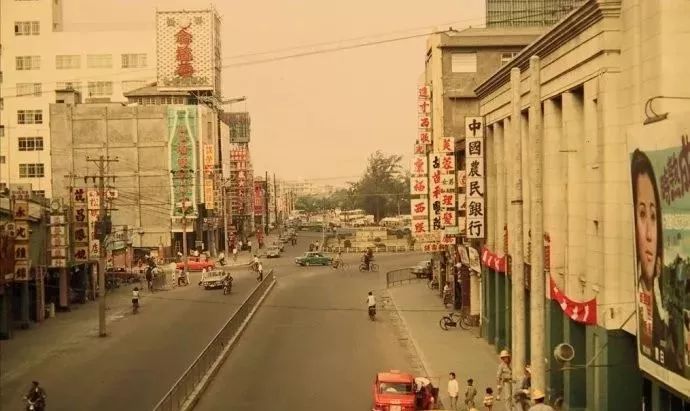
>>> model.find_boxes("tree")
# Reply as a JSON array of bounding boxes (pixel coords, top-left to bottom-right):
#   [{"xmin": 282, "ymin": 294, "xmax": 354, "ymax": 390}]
[{"xmin": 351, "ymin": 151, "xmax": 410, "ymax": 221}]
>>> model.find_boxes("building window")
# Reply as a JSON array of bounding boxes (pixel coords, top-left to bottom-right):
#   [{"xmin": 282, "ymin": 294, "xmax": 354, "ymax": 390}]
[
  {"xmin": 17, "ymin": 110, "xmax": 43, "ymax": 124},
  {"xmin": 14, "ymin": 21, "xmax": 40, "ymax": 35},
  {"xmin": 56, "ymin": 55, "xmax": 81, "ymax": 69},
  {"xmin": 32, "ymin": 190, "xmax": 45, "ymax": 198},
  {"xmin": 18, "ymin": 137, "xmax": 44, "ymax": 151},
  {"xmin": 121, "ymin": 54, "xmax": 147, "ymax": 68},
  {"xmin": 16, "ymin": 82, "xmax": 42, "ymax": 97},
  {"xmin": 451, "ymin": 52, "xmax": 477, "ymax": 73},
  {"xmin": 56, "ymin": 81, "xmax": 82, "ymax": 92},
  {"xmin": 122, "ymin": 80, "xmax": 147, "ymax": 93},
  {"xmin": 87, "ymin": 81, "xmax": 113, "ymax": 96},
  {"xmin": 500, "ymin": 52, "xmax": 519, "ymax": 66},
  {"xmin": 0, "ymin": 156, "xmax": 5, "ymax": 164},
  {"xmin": 19, "ymin": 163, "xmax": 44, "ymax": 178},
  {"xmin": 15, "ymin": 56, "xmax": 40, "ymax": 71},
  {"xmin": 87, "ymin": 54, "xmax": 112, "ymax": 69}
]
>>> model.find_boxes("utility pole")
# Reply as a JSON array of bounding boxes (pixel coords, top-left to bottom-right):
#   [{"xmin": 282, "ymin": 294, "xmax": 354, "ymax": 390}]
[
  {"xmin": 529, "ymin": 55, "xmax": 546, "ymax": 391},
  {"xmin": 86, "ymin": 155, "xmax": 118, "ymax": 338},
  {"xmin": 510, "ymin": 67, "xmax": 526, "ymax": 376},
  {"xmin": 223, "ymin": 180, "xmax": 229, "ymax": 254},
  {"xmin": 273, "ymin": 173, "xmax": 279, "ymax": 230},
  {"xmin": 264, "ymin": 170, "xmax": 270, "ymax": 234}
]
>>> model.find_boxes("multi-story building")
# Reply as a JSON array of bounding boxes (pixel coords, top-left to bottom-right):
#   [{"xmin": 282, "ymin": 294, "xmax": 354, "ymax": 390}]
[
  {"xmin": 0, "ymin": 0, "xmax": 156, "ymax": 198},
  {"xmin": 477, "ymin": 0, "xmax": 690, "ymax": 409},
  {"xmin": 486, "ymin": 0, "xmax": 585, "ymax": 27},
  {"xmin": 420, "ymin": 27, "xmax": 543, "ymax": 316}
]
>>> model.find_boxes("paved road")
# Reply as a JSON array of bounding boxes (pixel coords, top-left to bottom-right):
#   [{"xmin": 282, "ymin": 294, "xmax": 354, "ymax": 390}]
[
  {"xmin": 196, "ymin": 237, "xmax": 424, "ymax": 411},
  {"xmin": 0, "ymin": 248, "xmax": 276, "ymax": 411}
]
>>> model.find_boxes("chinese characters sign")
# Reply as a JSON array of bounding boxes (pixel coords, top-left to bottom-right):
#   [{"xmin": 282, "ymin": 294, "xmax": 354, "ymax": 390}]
[
  {"xmin": 203, "ymin": 144, "xmax": 215, "ymax": 209},
  {"xmin": 168, "ymin": 107, "xmax": 198, "ymax": 218},
  {"xmin": 156, "ymin": 11, "xmax": 220, "ymax": 91},
  {"xmin": 50, "ymin": 215, "xmax": 69, "ymax": 268},
  {"xmin": 418, "ymin": 84, "xmax": 432, "ymax": 146},
  {"xmin": 628, "ymin": 118, "xmax": 690, "ymax": 397},
  {"xmin": 11, "ymin": 198, "xmax": 30, "ymax": 281},
  {"xmin": 430, "ymin": 136, "xmax": 457, "ymax": 234},
  {"xmin": 465, "ymin": 117, "xmax": 485, "ymax": 239},
  {"xmin": 71, "ymin": 187, "xmax": 89, "ymax": 263},
  {"xmin": 223, "ymin": 112, "xmax": 251, "ymax": 144}
]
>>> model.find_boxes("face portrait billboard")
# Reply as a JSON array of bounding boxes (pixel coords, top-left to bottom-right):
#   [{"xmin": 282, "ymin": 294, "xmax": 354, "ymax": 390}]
[{"xmin": 629, "ymin": 118, "xmax": 690, "ymax": 397}]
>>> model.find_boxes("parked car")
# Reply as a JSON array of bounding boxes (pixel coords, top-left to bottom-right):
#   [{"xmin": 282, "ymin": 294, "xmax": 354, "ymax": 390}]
[
  {"xmin": 266, "ymin": 246, "xmax": 281, "ymax": 258},
  {"xmin": 372, "ymin": 370, "xmax": 416, "ymax": 411},
  {"xmin": 411, "ymin": 260, "xmax": 432, "ymax": 279},
  {"xmin": 176, "ymin": 256, "xmax": 215, "ymax": 272},
  {"xmin": 295, "ymin": 252, "xmax": 332, "ymax": 266}
]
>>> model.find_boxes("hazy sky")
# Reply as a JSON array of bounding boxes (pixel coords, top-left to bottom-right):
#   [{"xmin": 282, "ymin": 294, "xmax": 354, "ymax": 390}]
[{"xmin": 64, "ymin": 0, "xmax": 485, "ymax": 185}]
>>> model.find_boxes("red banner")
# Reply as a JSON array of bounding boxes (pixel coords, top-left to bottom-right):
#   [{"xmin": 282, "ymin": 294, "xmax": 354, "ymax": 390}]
[
  {"xmin": 549, "ymin": 275, "xmax": 597, "ymax": 325},
  {"xmin": 481, "ymin": 247, "xmax": 506, "ymax": 273}
]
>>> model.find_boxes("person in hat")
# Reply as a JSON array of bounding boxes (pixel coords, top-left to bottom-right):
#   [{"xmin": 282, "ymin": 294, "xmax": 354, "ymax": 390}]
[
  {"xmin": 496, "ymin": 350, "xmax": 513, "ymax": 411},
  {"xmin": 515, "ymin": 364, "xmax": 532, "ymax": 410},
  {"xmin": 528, "ymin": 389, "xmax": 554, "ymax": 411}
]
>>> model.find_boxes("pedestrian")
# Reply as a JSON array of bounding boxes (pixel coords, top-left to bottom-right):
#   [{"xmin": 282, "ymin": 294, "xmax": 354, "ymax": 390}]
[
  {"xmin": 515, "ymin": 365, "xmax": 531, "ymax": 411},
  {"xmin": 448, "ymin": 371, "xmax": 459, "ymax": 410},
  {"xmin": 465, "ymin": 378, "xmax": 478, "ymax": 409},
  {"xmin": 496, "ymin": 350, "xmax": 513, "ymax": 411},
  {"xmin": 247, "ymin": 240, "xmax": 252, "ymax": 253},
  {"xmin": 256, "ymin": 261, "xmax": 264, "ymax": 282},
  {"xmin": 483, "ymin": 387, "xmax": 494, "ymax": 411},
  {"xmin": 232, "ymin": 246, "xmax": 238, "ymax": 262},
  {"xmin": 528, "ymin": 389, "xmax": 554, "ymax": 411},
  {"xmin": 239, "ymin": 240, "xmax": 244, "ymax": 252},
  {"xmin": 443, "ymin": 281, "xmax": 452, "ymax": 307}
]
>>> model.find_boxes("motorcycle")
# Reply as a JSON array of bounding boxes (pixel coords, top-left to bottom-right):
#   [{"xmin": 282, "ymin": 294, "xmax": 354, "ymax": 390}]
[
  {"xmin": 223, "ymin": 276, "xmax": 233, "ymax": 295},
  {"xmin": 24, "ymin": 397, "xmax": 43, "ymax": 411},
  {"xmin": 359, "ymin": 262, "xmax": 379, "ymax": 272},
  {"xmin": 368, "ymin": 305, "xmax": 376, "ymax": 321}
]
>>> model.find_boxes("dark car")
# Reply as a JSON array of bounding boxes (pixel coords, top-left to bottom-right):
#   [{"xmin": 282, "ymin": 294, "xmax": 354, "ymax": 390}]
[{"xmin": 411, "ymin": 260, "xmax": 432, "ymax": 278}]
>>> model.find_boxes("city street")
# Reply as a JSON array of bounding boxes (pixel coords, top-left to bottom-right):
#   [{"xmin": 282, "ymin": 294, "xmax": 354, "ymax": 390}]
[
  {"xmin": 0, "ymin": 252, "xmax": 264, "ymax": 411},
  {"xmin": 196, "ymin": 233, "xmax": 426, "ymax": 411}
]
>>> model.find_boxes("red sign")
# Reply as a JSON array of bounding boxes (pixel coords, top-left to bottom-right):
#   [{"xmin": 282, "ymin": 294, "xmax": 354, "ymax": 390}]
[
  {"xmin": 175, "ymin": 24, "xmax": 195, "ymax": 78},
  {"xmin": 480, "ymin": 247, "xmax": 507, "ymax": 273},
  {"xmin": 549, "ymin": 275, "xmax": 597, "ymax": 325}
]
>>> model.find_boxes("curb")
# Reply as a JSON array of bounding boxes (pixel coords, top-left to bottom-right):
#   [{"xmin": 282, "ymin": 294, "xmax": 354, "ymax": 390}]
[
  {"xmin": 180, "ymin": 278, "xmax": 277, "ymax": 411},
  {"xmin": 386, "ymin": 290, "xmax": 445, "ymax": 410}
]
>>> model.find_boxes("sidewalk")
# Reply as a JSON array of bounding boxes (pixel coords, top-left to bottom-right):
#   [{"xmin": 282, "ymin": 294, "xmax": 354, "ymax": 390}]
[{"xmin": 388, "ymin": 282, "xmax": 499, "ymax": 410}]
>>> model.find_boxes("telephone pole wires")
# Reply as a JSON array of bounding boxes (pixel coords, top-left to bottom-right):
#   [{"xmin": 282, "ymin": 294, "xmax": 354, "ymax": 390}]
[{"xmin": 85, "ymin": 155, "xmax": 119, "ymax": 338}]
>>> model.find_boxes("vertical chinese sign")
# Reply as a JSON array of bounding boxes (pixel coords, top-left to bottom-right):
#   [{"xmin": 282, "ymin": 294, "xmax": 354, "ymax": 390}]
[
  {"xmin": 203, "ymin": 143, "xmax": 215, "ymax": 209},
  {"xmin": 418, "ymin": 85, "xmax": 432, "ymax": 147},
  {"xmin": 253, "ymin": 181, "xmax": 264, "ymax": 216},
  {"xmin": 465, "ymin": 117, "xmax": 485, "ymax": 239},
  {"xmin": 49, "ymin": 210, "xmax": 68, "ymax": 268},
  {"xmin": 168, "ymin": 107, "xmax": 198, "ymax": 218},
  {"xmin": 410, "ymin": 153, "xmax": 429, "ymax": 237},
  {"xmin": 71, "ymin": 187, "xmax": 89, "ymax": 263},
  {"xmin": 10, "ymin": 185, "xmax": 31, "ymax": 281},
  {"xmin": 87, "ymin": 189, "xmax": 101, "ymax": 259},
  {"xmin": 438, "ymin": 137, "xmax": 457, "ymax": 245}
]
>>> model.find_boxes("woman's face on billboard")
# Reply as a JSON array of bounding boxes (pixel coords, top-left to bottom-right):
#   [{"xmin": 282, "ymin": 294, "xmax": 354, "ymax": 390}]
[{"xmin": 635, "ymin": 173, "xmax": 658, "ymax": 281}]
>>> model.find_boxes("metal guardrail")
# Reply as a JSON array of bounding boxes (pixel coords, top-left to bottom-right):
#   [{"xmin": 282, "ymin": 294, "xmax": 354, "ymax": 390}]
[
  {"xmin": 153, "ymin": 269, "xmax": 276, "ymax": 411},
  {"xmin": 386, "ymin": 267, "xmax": 426, "ymax": 288}
]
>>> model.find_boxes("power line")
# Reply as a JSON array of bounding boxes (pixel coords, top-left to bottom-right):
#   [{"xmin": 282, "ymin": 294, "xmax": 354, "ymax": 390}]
[{"xmin": 0, "ymin": 10, "xmax": 555, "ymax": 100}]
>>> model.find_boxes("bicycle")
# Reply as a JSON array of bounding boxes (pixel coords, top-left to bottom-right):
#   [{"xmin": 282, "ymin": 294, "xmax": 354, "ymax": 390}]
[
  {"xmin": 331, "ymin": 261, "xmax": 350, "ymax": 270},
  {"xmin": 358, "ymin": 262, "xmax": 379, "ymax": 272},
  {"xmin": 439, "ymin": 311, "xmax": 472, "ymax": 330}
]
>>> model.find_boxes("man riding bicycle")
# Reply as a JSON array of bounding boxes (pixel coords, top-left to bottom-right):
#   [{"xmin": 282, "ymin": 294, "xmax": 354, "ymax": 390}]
[
  {"xmin": 333, "ymin": 251, "xmax": 343, "ymax": 268},
  {"xmin": 363, "ymin": 248, "xmax": 374, "ymax": 271}
]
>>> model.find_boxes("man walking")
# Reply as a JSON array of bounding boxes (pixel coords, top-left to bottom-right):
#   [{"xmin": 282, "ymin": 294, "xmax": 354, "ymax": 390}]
[
  {"xmin": 528, "ymin": 389, "xmax": 554, "ymax": 411},
  {"xmin": 496, "ymin": 350, "xmax": 513, "ymax": 411},
  {"xmin": 448, "ymin": 371, "xmax": 459, "ymax": 410}
]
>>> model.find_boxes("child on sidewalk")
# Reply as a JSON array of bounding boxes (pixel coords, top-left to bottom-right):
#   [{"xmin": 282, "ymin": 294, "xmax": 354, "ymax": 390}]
[
  {"xmin": 465, "ymin": 378, "xmax": 477, "ymax": 409},
  {"xmin": 483, "ymin": 387, "xmax": 494, "ymax": 411}
]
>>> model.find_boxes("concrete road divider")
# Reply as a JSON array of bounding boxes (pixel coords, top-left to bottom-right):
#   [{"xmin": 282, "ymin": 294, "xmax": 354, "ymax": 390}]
[{"xmin": 152, "ymin": 269, "xmax": 276, "ymax": 411}]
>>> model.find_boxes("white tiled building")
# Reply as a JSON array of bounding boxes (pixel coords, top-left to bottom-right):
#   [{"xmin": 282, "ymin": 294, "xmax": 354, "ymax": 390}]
[{"xmin": 0, "ymin": 0, "xmax": 155, "ymax": 197}]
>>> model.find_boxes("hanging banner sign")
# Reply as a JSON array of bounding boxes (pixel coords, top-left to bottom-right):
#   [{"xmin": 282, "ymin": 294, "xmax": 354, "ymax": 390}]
[
  {"xmin": 465, "ymin": 117, "xmax": 485, "ymax": 239},
  {"xmin": 549, "ymin": 275, "xmax": 597, "ymax": 325},
  {"xmin": 480, "ymin": 247, "xmax": 507, "ymax": 273}
]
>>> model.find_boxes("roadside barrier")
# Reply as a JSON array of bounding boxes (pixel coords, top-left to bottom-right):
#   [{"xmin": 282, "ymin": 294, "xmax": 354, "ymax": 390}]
[
  {"xmin": 386, "ymin": 267, "xmax": 426, "ymax": 288},
  {"xmin": 153, "ymin": 269, "xmax": 276, "ymax": 411}
]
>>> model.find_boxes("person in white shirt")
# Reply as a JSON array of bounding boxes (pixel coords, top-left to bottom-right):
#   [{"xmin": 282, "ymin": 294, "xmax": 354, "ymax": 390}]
[
  {"xmin": 132, "ymin": 287, "xmax": 140, "ymax": 313},
  {"xmin": 256, "ymin": 261, "xmax": 264, "ymax": 281},
  {"xmin": 232, "ymin": 246, "xmax": 238, "ymax": 261},
  {"xmin": 367, "ymin": 291, "xmax": 376, "ymax": 307},
  {"xmin": 448, "ymin": 372, "xmax": 459, "ymax": 409}
]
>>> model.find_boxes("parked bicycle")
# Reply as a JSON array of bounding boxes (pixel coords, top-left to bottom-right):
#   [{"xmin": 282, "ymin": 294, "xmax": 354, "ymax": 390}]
[{"xmin": 439, "ymin": 311, "xmax": 472, "ymax": 331}]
